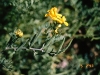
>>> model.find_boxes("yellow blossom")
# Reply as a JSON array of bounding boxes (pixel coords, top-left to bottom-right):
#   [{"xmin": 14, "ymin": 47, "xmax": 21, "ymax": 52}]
[
  {"xmin": 15, "ymin": 29, "xmax": 23, "ymax": 37},
  {"xmin": 45, "ymin": 7, "xmax": 68, "ymax": 26},
  {"xmin": 45, "ymin": 7, "xmax": 62, "ymax": 20},
  {"xmin": 56, "ymin": 16, "xmax": 68, "ymax": 26},
  {"xmin": 55, "ymin": 28, "xmax": 59, "ymax": 33},
  {"xmin": 55, "ymin": 24, "xmax": 61, "ymax": 33}
]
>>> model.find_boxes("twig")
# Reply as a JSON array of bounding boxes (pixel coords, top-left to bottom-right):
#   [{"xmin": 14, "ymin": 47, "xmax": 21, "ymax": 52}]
[{"xmin": 5, "ymin": 46, "xmax": 44, "ymax": 52}]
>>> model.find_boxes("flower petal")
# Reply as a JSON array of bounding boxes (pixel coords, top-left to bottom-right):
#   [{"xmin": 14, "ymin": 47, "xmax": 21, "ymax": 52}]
[{"xmin": 64, "ymin": 22, "xmax": 68, "ymax": 26}]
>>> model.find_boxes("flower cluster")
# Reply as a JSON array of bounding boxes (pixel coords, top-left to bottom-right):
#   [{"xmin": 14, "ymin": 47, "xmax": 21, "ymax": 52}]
[
  {"xmin": 45, "ymin": 7, "xmax": 68, "ymax": 33},
  {"xmin": 15, "ymin": 29, "xmax": 23, "ymax": 37}
]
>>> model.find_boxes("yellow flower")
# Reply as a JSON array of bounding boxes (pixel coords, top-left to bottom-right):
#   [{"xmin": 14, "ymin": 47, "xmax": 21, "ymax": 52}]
[
  {"xmin": 45, "ymin": 7, "xmax": 62, "ymax": 20},
  {"xmin": 15, "ymin": 29, "xmax": 23, "ymax": 37},
  {"xmin": 56, "ymin": 16, "xmax": 68, "ymax": 26},
  {"xmin": 55, "ymin": 24, "xmax": 61, "ymax": 33},
  {"xmin": 45, "ymin": 7, "xmax": 68, "ymax": 26}
]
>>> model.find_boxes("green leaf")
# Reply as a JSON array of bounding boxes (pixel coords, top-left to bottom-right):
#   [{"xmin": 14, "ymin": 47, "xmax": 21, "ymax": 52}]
[
  {"xmin": 28, "ymin": 34, "xmax": 36, "ymax": 47},
  {"xmin": 43, "ymin": 36, "xmax": 55, "ymax": 50},
  {"xmin": 30, "ymin": 30, "xmax": 42, "ymax": 47},
  {"xmin": 56, "ymin": 37, "xmax": 65, "ymax": 54},
  {"xmin": 16, "ymin": 39, "xmax": 29, "ymax": 51},
  {"xmin": 61, "ymin": 38, "xmax": 73, "ymax": 53}
]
